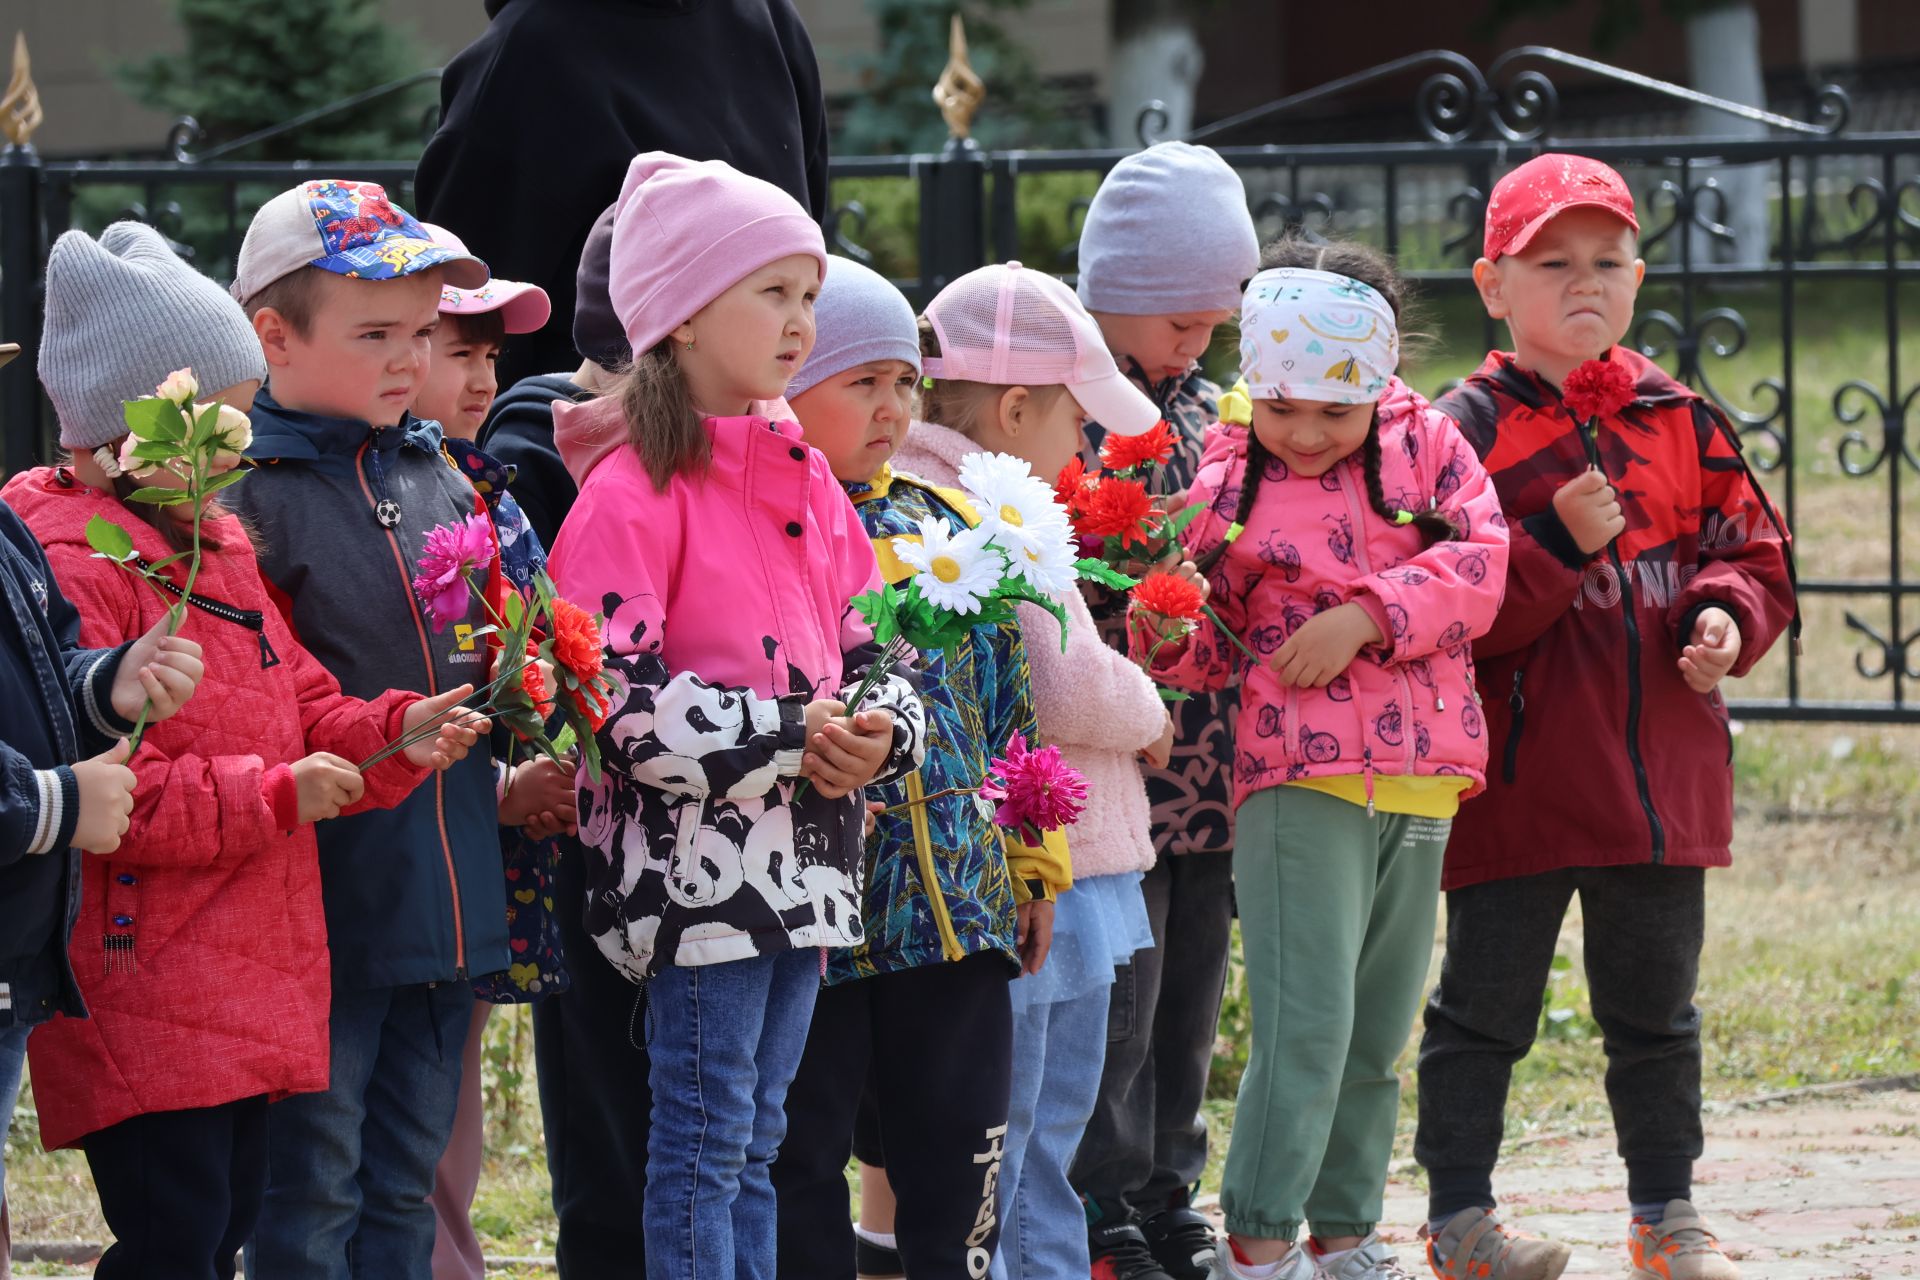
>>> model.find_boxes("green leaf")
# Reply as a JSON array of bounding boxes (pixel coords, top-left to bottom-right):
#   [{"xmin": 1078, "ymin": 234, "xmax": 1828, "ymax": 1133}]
[
  {"xmin": 188, "ymin": 403, "xmax": 224, "ymax": 450},
  {"xmin": 1157, "ymin": 687, "xmax": 1191, "ymax": 702},
  {"xmin": 503, "ymin": 592, "xmax": 525, "ymax": 630},
  {"xmin": 1161, "ymin": 504, "xmax": 1203, "ymax": 540},
  {"xmin": 127, "ymin": 440, "xmax": 183, "ymax": 463},
  {"xmin": 200, "ymin": 468, "xmax": 250, "ymax": 496},
  {"xmin": 145, "ymin": 550, "xmax": 192, "ymax": 573},
  {"xmin": 1074, "ymin": 558, "xmax": 1138, "ymax": 590},
  {"xmin": 122, "ymin": 397, "xmax": 183, "ymax": 442},
  {"xmin": 84, "ymin": 514, "xmax": 136, "ymax": 562},
  {"xmin": 580, "ymin": 735, "xmax": 604, "ymax": 785},
  {"xmin": 124, "ymin": 486, "xmax": 193, "ymax": 506}
]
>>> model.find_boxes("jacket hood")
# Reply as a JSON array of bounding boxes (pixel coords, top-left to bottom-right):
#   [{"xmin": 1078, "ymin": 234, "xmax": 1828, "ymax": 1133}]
[
  {"xmin": 1, "ymin": 467, "xmax": 249, "ymax": 558},
  {"xmin": 1474, "ymin": 345, "xmax": 1701, "ymax": 413},
  {"xmin": 553, "ymin": 391, "xmax": 796, "ymax": 487}
]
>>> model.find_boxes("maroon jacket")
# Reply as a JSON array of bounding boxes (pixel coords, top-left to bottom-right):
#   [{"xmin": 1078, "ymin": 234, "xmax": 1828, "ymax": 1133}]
[{"xmin": 1437, "ymin": 349, "xmax": 1795, "ymax": 890}]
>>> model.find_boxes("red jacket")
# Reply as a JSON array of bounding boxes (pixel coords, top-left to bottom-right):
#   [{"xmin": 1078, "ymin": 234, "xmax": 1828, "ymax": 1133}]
[
  {"xmin": 1436, "ymin": 350, "xmax": 1795, "ymax": 890},
  {"xmin": 3, "ymin": 469, "xmax": 431, "ymax": 1149}
]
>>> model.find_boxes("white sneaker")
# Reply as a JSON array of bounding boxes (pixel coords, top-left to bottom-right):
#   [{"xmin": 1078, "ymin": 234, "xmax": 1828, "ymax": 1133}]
[
  {"xmin": 1312, "ymin": 1234, "xmax": 1419, "ymax": 1280},
  {"xmin": 1209, "ymin": 1240, "xmax": 1318, "ymax": 1280}
]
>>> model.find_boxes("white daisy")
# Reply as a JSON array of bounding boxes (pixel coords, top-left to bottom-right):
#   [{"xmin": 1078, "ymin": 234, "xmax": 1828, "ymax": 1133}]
[
  {"xmin": 1007, "ymin": 518, "xmax": 1080, "ymax": 598},
  {"xmin": 959, "ymin": 451, "xmax": 1069, "ymax": 557},
  {"xmin": 893, "ymin": 516, "xmax": 1006, "ymax": 615}
]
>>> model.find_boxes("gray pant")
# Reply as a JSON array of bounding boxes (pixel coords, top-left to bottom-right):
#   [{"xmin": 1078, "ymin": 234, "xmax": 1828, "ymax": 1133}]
[
  {"xmin": 1415, "ymin": 864, "xmax": 1706, "ymax": 1219},
  {"xmin": 1070, "ymin": 850, "xmax": 1234, "ymax": 1214}
]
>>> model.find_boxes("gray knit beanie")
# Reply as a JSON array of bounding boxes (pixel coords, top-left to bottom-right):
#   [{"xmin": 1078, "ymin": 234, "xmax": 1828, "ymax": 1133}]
[
  {"xmin": 785, "ymin": 257, "xmax": 920, "ymax": 399},
  {"xmin": 40, "ymin": 222, "xmax": 268, "ymax": 449},
  {"xmin": 1076, "ymin": 142, "xmax": 1260, "ymax": 316}
]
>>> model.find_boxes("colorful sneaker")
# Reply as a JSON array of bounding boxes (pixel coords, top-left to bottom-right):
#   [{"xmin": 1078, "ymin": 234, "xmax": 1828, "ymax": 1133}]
[
  {"xmin": 1091, "ymin": 1212, "xmax": 1177, "ymax": 1280},
  {"xmin": 855, "ymin": 1233, "xmax": 906, "ymax": 1280},
  {"xmin": 1142, "ymin": 1204, "xmax": 1220, "ymax": 1280},
  {"xmin": 1208, "ymin": 1238, "xmax": 1316, "ymax": 1280},
  {"xmin": 1627, "ymin": 1201, "xmax": 1739, "ymax": 1280},
  {"xmin": 1314, "ymin": 1234, "xmax": 1420, "ymax": 1280},
  {"xmin": 1422, "ymin": 1207, "xmax": 1571, "ymax": 1280}
]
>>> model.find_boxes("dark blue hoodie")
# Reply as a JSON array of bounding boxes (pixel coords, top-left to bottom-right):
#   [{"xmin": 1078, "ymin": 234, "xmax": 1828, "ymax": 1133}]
[{"xmin": 227, "ymin": 391, "xmax": 509, "ymax": 990}]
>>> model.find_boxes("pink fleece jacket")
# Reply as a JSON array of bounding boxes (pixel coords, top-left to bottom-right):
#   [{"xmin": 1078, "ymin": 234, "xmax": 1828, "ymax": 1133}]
[{"xmin": 894, "ymin": 421, "xmax": 1167, "ymax": 879}]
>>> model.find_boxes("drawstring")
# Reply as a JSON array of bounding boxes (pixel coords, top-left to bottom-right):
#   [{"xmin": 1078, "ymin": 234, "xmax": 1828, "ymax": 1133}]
[
  {"xmin": 1362, "ymin": 747, "xmax": 1377, "ymax": 817},
  {"xmin": 131, "ymin": 556, "xmax": 279, "ymax": 670},
  {"xmin": 366, "ymin": 431, "xmax": 402, "ymax": 529},
  {"xmin": 629, "ymin": 979, "xmax": 653, "ymax": 1051}
]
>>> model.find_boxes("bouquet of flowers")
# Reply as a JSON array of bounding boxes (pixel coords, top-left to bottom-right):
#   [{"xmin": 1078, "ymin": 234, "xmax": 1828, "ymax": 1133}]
[
  {"xmin": 880, "ymin": 731, "xmax": 1088, "ymax": 847},
  {"xmin": 358, "ymin": 516, "xmax": 621, "ymax": 782},
  {"xmin": 1053, "ymin": 420, "xmax": 1200, "ymax": 569},
  {"xmin": 84, "ymin": 368, "xmax": 253, "ymax": 748}
]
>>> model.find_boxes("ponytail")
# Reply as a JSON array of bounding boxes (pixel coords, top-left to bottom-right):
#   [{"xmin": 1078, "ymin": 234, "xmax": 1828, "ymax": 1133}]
[{"xmin": 618, "ymin": 338, "xmax": 708, "ymax": 492}]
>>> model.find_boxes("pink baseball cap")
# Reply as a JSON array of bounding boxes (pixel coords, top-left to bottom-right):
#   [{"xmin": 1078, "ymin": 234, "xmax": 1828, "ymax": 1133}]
[
  {"xmin": 923, "ymin": 262, "xmax": 1160, "ymax": 436},
  {"xmin": 421, "ymin": 224, "xmax": 552, "ymax": 334},
  {"xmin": 1483, "ymin": 153, "xmax": 1639, "ymax": 261}
]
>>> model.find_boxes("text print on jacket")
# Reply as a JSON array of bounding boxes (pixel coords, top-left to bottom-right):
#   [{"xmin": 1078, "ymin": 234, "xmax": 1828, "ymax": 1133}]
[{"xmin": 550, "ymin": 403, "xmax": 926, "ymax": 980}]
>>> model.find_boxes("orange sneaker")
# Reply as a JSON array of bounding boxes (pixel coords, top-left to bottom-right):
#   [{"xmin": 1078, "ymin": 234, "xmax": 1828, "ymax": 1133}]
[
  {"xmin": 1421, "ymin": 1207, "xmax": 1570, "ymax": 1280},
  {"xmin": 1627, "ymin": 1201, "xmax": 1738, "ymax": 1280}
]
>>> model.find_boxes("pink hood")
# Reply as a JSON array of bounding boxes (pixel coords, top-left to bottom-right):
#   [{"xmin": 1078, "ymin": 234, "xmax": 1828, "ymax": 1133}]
[
  {"xmin": 895, "ymin": 421, "xmax": 1165, "ymax": 879},
  {"xmin": 553, "ymin": 393, "xmax": 794, "ymax": 489},
  {"xmin": 1143, "ymin": 378, "xmax": 1509, "ymax": 807}
]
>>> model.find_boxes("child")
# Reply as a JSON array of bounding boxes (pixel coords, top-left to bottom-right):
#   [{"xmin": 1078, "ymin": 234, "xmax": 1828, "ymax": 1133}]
[
  {"xmin": 1415, "ymin": 154, "xmax": 1795, "ymax": 1280},
  {"xmin": 770, "ymin": 257, "xmax": 1071, "ymax": 1280},
  {"xmin": 223, "ymin": 179, "xmax": 566, "ymax": 1276},
  {"xmin": 1070, "ymin": 141, "xmax": 1259, "ymax": 1280},
  {"xmin": 7, "ymin": 222, "xmax": 485, "ymax": 1280},
  {"xmin": 546, "ymin": 152, "xmax": 926, "ymax": 1280},
  {"xmin": 893, "ymin": 262, "xmax": 1170, "ymax": 1280},
  {"xmin": 412, "ymin": 224, "xmax": 570, "ymax": 1280},
  {"xmin": 1133, "ymin": 237, "xmax": 1508, "ymax": 1280},
  {"xmin": 478, "ymin": 202, "xmax": 654, "ymax": 1276}
]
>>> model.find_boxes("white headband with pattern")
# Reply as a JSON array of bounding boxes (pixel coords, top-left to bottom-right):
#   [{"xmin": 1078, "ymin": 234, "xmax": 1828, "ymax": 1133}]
[{"xmin": 1238, "ymin": 266, "xmax": 1400, "ymax": 405}]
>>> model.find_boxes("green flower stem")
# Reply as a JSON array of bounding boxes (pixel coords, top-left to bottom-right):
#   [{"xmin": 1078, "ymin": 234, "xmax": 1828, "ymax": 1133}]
[
  {"xmin": 355, "ymin": 653, "xmax": 538, "ymax": 771},
  {"xmin": 1202, "ymin": 604, "xmax": 1261, "ymax": 665},
  {"xmin": 878, "ymin": 784, "xmax": 976, "ymax": 816},
  {"xmin": 125, "ymin": 454, "xmax": 210, "ymax": 751}
]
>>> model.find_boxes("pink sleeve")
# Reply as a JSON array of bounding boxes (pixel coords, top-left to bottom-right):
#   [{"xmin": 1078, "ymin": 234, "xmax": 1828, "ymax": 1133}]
[{"xmin": 1017, "ymin": 592, "xmax": 1165, "ymax": 754}]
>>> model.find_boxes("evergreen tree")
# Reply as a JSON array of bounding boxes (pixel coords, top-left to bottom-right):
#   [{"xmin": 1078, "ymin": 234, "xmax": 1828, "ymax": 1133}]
[{"xmin": 118, "ymin": 0, "xmax": 434, "ymax": 160}]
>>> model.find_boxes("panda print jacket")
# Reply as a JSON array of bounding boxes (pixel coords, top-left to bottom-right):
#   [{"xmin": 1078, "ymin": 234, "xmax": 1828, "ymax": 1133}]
[
  {"xmin": 549, "ymin": 404, "xmax": 926, "ymax": 980},
  {"xmin": 1142, "ymin": 377, "xmax": 1507, "ymax": 812}
]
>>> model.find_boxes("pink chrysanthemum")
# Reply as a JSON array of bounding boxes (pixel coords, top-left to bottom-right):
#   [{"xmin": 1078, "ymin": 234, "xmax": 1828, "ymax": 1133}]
[
  {"xmin": 412, "ymin": 514, "xmax": 496, "ymax": 632},
  {"xmin": 980, "ymin": 732, "xmax": 1088, "ymax": 843}
]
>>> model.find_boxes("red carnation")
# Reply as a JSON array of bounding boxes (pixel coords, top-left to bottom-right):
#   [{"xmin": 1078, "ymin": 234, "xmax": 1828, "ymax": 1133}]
[
  {"xmin": 549, "ymin": 596, "xmax": 605, "ymax": 683},
  {"xmin": 521, "ymin": 646, "xmax": 557, "ymax": 719},
  {"xmin": 1131, "ymin": 570, "xmax": 1206, "ymax": 624},
  {"xmin": 1075, "ymin": 476, "xmax": 1155, "ymax": 543},
  {"xmin": 1053, "ymin": 457, "xmax": 1089, "ymax": 515},
  {"xmin": 1562, "ymin": 358, "xmax": 1635, "ymax": 422},
  {"xmin": 1099, "ymin": 420, "xmax": 1177, "ymax": 474},
  {"xmin": 569, "ymin": 682, "xmax": 611, "ymax": 732}
]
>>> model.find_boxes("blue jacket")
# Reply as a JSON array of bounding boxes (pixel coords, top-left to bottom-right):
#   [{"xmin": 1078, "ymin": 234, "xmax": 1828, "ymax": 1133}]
[
  {"xmin": 227, "ymin": 392, "xmax": 510, "ymax": 990},
  {"xmin": 0, "ymin": 498, "xmax": 133, "ymax": 1027}
]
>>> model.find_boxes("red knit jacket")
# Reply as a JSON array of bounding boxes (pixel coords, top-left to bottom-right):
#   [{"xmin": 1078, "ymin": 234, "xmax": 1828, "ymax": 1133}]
[
  {"xmin": 4, "ymin": 469, "xmax": 432, "ymax": 1149},
  {"xmin": 1435, "ymin": 349, "xmax": 1795, "ymax": 890}
]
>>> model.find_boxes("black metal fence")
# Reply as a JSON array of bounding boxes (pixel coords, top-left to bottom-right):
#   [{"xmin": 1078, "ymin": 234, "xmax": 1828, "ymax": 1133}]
[{"xmin": 2, "ymin": 48, "xmax": 1917, "ymax": 722}]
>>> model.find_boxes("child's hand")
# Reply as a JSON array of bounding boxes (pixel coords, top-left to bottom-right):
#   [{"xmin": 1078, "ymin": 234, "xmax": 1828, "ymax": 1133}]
[
  {"xmin": 1141, "ymin": 710, "xmax": 1176, "ymax": 769},
  {"xmin": 292, "ymin": 752, "xmax": 366, "ymax": 824},
  {"xmin": 71, "ymin": 739, "xmax": 136, "ymax": 853},
  {"xmin": 802, "ymin": 698, "xmax": 848, "ymax": 747},
  {"xmin": 1552, "ymin": 469, "xmax": 1626, "ymax": 555},
  {"xmin": 803, "ymin": 708, "xmax": 895, "ymax": 799},
  {"xmin": 1269, "ymin": 602, "xmax": 1383, "ymax": 688},
  {"xmin": 1133, "ymin": 560, "xmax": 1211, "ymax": 642},
  {"xmin": 1679, "ymin": 607, "xmax": 1742, "ymax": 693},
  {"xmin": 110, "ymin": 617, "xmax": 205, "ymax": 723},
  {"xmin": 501, "ymin": 756, "xmax": 579, "ymax": 836},
  {"xmin": 864, "ymin": 798, "xmax": 884, "ymax": 839},
  {"xmin": 399, "ymin": 684, "xmax": 492, "ymax": 771},
  {"xmin": 1015, "ymin": 899, "xmax": 1055, "ymax": 976}
]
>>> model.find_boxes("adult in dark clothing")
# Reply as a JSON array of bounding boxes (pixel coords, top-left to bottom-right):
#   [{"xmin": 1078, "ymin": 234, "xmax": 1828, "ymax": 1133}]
[
  {"xmin": 477, "ymin": 206, "xmax": 646, "ymax": 1279},
  {"xmin": 415, "ymin": 0, "xmax": 832, "ymax": 388}
]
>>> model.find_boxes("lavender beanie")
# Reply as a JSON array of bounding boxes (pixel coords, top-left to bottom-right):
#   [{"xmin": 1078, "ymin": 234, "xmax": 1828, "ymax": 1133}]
[
  {"xmin": 1076, "ymin": 142, "xmax": 1259, "ymax": 316},
  {"xmin": 785, "ymin": 258, "xmax": 920, "ymax": 399}
]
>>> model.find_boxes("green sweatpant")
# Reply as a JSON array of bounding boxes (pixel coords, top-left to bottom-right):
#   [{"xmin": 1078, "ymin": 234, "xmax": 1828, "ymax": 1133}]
[{"xmin": 1221, "ymin": 785, "xmax": 1449, "ymax": 1242}]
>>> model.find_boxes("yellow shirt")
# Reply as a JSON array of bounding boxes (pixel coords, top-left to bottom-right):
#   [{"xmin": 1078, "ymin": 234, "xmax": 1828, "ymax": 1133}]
[{"xmin": 1286, "ymin": 774, "xmax": 1472, "ymax": 819}]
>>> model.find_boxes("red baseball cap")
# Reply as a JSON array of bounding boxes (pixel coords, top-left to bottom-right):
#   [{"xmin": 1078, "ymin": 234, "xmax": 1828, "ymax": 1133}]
[{"xmin": 1483, "ymin": 153, "xmax": 1638, "ymax": 261}]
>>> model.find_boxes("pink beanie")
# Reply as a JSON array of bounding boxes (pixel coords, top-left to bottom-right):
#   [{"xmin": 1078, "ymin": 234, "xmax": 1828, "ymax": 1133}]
[{"xmin": 609, "ymin": 152, "xmax": 829, "ymax": 357}]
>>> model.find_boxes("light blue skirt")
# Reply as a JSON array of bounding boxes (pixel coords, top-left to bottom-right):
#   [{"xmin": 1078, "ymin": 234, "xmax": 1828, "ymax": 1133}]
[{"xmin": 1008, "ymin": 870, "xmax": 1153, "ymax": 1012}]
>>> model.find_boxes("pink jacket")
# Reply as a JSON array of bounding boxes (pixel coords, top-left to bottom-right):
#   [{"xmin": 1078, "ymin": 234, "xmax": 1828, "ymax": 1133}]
[
  {"xmin": 549, "ymin": 400, "xmax": 926, "ymax": 978},
  {"xmin": 1144, "ymin": 378, "xmax": 1509, "ymax": 810},
  {"xmin": 894, "ymin": 422, "xmax": 1165, "ymax": 879}
]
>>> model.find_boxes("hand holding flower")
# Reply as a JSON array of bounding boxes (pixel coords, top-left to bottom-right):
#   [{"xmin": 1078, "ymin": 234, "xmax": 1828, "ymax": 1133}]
[
  {"xmin": 400, "ymin": 683, "xmax": 493, "ymax": 771},
  {"xmin": 803, "ymin": 707, "xmax": 894, "ymax": 798},
  {"xmin": 500, "ymin": 756, "xmax": 579, "ymax": 836},
  {"xmin": 292, "ymin": 752, "xmax": 366, "ymax": 824},
  {"xmin": 109, "ymin": 616, "xmax": 205, "ymax": 725},
  {"xmin": 1552, "ymin": 469, "xmax": 1625, "ymax": 555}
]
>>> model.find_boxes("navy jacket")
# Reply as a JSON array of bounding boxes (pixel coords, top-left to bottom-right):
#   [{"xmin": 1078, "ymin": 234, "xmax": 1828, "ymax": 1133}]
[
  {"xmin": 227, "ymin": 392, "xmax": 510, "ymax": 989},
  {"xmin": 0, "ymin": 498, "xmax": 132, "ymax": 1028},
  {"xmin": 478, "ymin": 373, "xmax": 589, "ymax": 550}
]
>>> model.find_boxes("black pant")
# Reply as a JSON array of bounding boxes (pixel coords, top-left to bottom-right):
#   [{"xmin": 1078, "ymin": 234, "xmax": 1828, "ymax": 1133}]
[
  {"xmin": 1415, "ymin": 864, "xmax": 1707, "ymax": 1218},
  {"xmin": 1071, "ymin": 850, "xmax": 1234, "ymax": 1216},
  {"xmin": 775, "ymin": 953, "xmax": 1014, "ymax": 1280},
  {"xmin": 81, "ymin": 1095, "xmax": 268, "ymax": 1280},
  {"xmin": 532, "ymin": 837, "xmax": 653, "ymax": 1278}
]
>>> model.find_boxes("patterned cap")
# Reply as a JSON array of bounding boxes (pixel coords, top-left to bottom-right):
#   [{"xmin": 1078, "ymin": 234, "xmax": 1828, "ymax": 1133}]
[
  {"xmin": 231, "ymin": 180, "xmax": 488, "ymax": 302},
  {"xmin": 1483, "ymin": 153, "xmax": 1639, "ymax": 261}
]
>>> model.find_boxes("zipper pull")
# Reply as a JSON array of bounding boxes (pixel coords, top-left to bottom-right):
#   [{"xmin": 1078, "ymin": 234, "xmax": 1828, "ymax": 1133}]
[
  {"xmin": 1362, "ymin": 747, "xmax": 1377, "ymax": 817},
  {"xmin": 1509, "ymin": 668, "xmax": 1526, "ymax": 713},
  {"xmin": 259, "ymin": 629, "xmax": 281, "ymax": 670}
]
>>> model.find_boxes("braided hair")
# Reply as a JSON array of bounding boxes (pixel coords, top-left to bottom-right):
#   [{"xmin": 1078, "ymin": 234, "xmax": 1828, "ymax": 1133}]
[{"xmin": 1196, "ymin": 234, "xmax": 1456, "ymax": 575}]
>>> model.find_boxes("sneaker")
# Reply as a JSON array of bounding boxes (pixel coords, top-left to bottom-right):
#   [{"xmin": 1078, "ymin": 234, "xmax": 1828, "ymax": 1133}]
[
  {"xmin": 1314, "ymin": 1234, "xmax": 1420, "ymax": 1280},
  {"xmin": 1092, "ymin": 1213, "xmax": 1178, "ymax": 1280},
  {"xmin": 855, "ymin": 1233, "xmax": 906, "ymax": 1280},
  {"xmin": 1142, "ymin": 1205, "xmax": 1220, "ymax": 1280},
  {"xmin": 1208, "ymin": 1238, "xmax": 1316, "ymax": 1280},
  {"xmin": 1627, "ymin": 1200, "xmax": 1739, "ymax": 1280},
  {"xmin": 1422, "ymin": 1207, "xmax": 1571, "ymax": 1280}
]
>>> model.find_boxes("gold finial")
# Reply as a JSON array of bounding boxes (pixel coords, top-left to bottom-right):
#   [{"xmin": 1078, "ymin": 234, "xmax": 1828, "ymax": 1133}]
[
  {"xmin": 2, "ymin": 33, "xmax": 42, "ymax": 148},
  {"xmin": 932, "ymin": 14, "xmax": 984, "ymax": 141}
]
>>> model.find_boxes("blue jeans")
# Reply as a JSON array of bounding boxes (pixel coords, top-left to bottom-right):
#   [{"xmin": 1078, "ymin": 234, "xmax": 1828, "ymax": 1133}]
[
  {"xmin": 1, "ymin": 1022, "xmax": 29, "ymax": 1233},
  {"xmin": 250, "ymin": 982, "xmax": 474, "ymax": 1280},
  {"xmin": 992, "ymin": 981, "xmax": 1113, "ymax": 1280},
  {"xmin": 645, "ymin": 948, "xmax": 820, "ymax": 1280}
]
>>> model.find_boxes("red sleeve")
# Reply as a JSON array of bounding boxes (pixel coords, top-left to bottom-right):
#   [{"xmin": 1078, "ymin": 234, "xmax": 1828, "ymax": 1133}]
[
  {"xmin": 1473, "ymin": 513, "xmax": 1585, "ymax": 659},
  {"xmin": 270, "ymin": 606, "xmax": 432, "ymax": 813}
]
